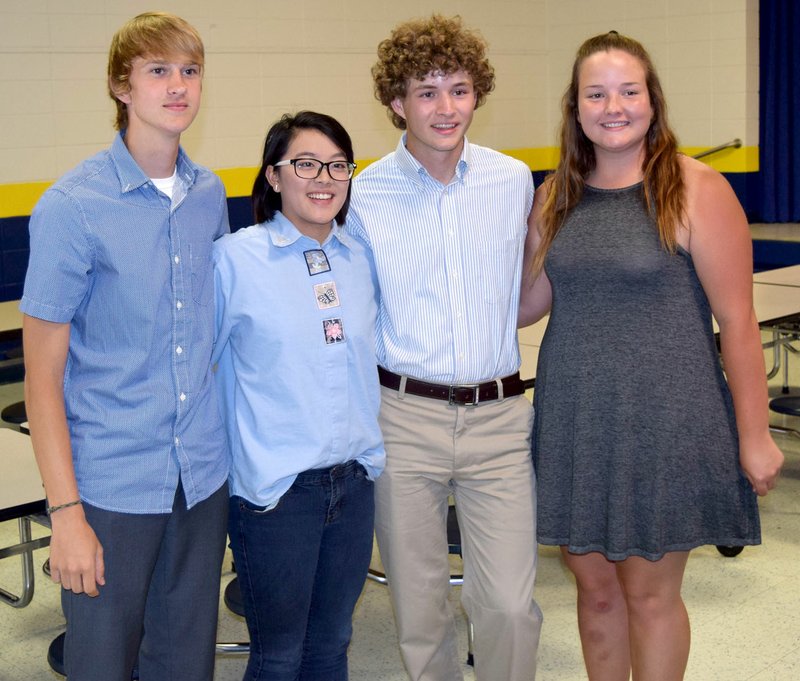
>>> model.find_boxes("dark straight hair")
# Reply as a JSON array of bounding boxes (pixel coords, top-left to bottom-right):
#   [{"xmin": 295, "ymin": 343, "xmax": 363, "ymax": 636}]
[{"xmin": 252, "ymin": 111, "xmax": 355, "ymax": 225}]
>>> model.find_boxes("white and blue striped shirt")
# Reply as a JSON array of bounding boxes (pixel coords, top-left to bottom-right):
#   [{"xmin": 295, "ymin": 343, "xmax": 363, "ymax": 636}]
[{"xmin": 348, "ymin": 136, "xmax": 534, "ymax": 384}]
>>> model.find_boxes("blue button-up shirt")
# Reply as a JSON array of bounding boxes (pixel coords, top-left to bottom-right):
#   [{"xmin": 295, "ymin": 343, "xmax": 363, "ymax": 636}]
[
  {"xmin": 212, "ymin": 213, "xmax": 385, "ymax": 509},
  {"xmin": 348, "ymin": 136, "xmax": 534, "ymax": 384},
  {"xmin": 21, "ymin": 132, "xmax": 230, "ymax": 513}
]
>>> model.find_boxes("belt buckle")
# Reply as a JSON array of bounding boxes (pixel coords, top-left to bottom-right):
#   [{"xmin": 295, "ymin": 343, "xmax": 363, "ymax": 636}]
[{"xmin": 448, "ymin": 384, "xmax": 479, "ymax": 406}]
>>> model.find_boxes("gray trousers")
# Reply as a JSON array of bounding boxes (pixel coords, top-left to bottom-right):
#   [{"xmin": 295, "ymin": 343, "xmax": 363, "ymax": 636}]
[
  {"xmin": 375, "ymin": 388, "xmax": 542, "ymax": 681},
  {"xmin": 61, "ymin": 480, "xmax": 229, "ymax": 681}
]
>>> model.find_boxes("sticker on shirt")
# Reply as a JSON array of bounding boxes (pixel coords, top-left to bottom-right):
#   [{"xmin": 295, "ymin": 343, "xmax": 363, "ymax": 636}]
[
  {"xmin": 304, "ymin": 249, "xmax": 331, "ymax": 276},
  {"xmin": 323, "ymin": 318, "xmax": 345, "ymax": 344},
  {"xmin": 314, "ymin": 281, "xmax": 340, "ymax": 309}
]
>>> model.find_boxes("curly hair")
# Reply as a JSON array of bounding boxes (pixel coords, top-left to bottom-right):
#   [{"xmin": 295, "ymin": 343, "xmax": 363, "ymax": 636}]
[
  {"xmin": 533, "ymin": 31, "xmax": 685, "ymax": 273},
  {"xmin": 108, "ymin": 12, "xmax": 204, "ymax": 132},
  {"xmin": 372, "ymin": 14, "xmax": 495, "ymax": 130}
]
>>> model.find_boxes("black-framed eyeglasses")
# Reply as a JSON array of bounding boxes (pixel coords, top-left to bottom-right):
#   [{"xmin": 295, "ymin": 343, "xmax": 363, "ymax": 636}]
[{"xmin": 273, "ymin": 158, "xmax": 356, "ymax": 181}]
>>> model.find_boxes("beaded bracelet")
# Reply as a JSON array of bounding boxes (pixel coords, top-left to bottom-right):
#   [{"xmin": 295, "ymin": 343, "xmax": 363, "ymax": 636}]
[{"xmin": 47, "ymin": 499, "xmax": 82, "ymax": 515}]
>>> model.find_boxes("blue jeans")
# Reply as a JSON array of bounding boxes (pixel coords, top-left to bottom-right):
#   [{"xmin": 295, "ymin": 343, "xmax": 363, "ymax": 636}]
[{"xmin": 228, "ymin": 460, "xmax": 375, "ymax": 681}]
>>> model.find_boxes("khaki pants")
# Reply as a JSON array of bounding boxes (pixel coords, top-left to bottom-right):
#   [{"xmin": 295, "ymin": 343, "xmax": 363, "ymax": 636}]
[{"xmin": 375, "ymin": 387, "xmax": 542, "ymax": 681}]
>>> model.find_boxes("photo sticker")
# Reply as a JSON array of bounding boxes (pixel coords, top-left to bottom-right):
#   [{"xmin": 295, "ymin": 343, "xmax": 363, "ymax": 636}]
[
  {"xmin": 323, "ymin": 318, "xmax": 345, "ymax": 344},
  {"xmin": 314, "ymin": 281, "xmax": 339, "ymax": 309},
  {"xmin": 304, "ymin": 249, "xmax": 331, "ymax": 275}
]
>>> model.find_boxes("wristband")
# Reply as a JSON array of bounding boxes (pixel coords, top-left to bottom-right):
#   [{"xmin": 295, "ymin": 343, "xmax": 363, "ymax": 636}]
[{"xmin": 47, "ymin": 499, "xmax": 82, "ymax": 515}]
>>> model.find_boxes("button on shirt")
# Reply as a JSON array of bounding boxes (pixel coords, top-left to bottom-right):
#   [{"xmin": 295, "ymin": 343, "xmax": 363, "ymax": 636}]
[
  {"xmin": 20, "ymin": 132, "xmax": 230, "ymax": 513},
  {"xmin": 213, "ymin": 213, "xmax": 385, "ymax": 509},
  {"xmin": 348, "ymin": 136, "xmax": 534, "ymax": 384}
]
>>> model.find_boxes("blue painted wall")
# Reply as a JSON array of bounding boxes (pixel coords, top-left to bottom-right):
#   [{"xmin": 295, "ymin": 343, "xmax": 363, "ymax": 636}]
[{"xmin": 1, "ymin": 171, "xmax": 796, "ymax": 303}]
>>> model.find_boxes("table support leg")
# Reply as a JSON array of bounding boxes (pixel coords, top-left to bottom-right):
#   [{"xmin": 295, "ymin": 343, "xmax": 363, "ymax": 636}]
[{"xmin": 0, "ymin": 517, "xmax": 36, "ymax": 608}]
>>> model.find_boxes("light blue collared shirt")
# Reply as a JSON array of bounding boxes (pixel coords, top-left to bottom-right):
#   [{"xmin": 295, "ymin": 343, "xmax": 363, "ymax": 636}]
[
  {"xmin": 212, "ymin": 212, "xmax": 385, "ymax": 509},
  {"xmin": 348, "ymin": 135, "xmax": 534, "ymax": 384},
  {"xmin": 21, "ymin": 132, "xmax": 230, "ymax": 513}
]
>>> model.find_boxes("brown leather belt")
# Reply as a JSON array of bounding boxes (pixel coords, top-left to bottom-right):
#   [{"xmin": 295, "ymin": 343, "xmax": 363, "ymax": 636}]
[{"xmin": 378, "ymin": 366, "xmax": 525, "ymax": 406}]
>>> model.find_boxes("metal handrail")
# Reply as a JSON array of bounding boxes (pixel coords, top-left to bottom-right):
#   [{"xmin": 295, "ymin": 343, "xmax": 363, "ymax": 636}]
[{"xmin": 692, "ymin": 138, "xmax": 742, "ymax": 160}]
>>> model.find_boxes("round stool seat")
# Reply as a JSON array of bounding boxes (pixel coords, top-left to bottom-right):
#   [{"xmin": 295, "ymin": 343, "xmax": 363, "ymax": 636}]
[
  {"xmin": 224, "ymin": 577, "xmax": 245, "ymax": 617},
  {"xmin": 1, "ymin": 400, "xmax": 26, "ymax": 425},
  {"xmin": 47, "ymin": 631, "xmax": 140, "ymax": 679},
  {"xmin": 769, "ymin": 395, "xmax": 800, "ymax": 417},
  {"xmin": 47, "ymin": 632, "xmax": 66, "ymax": 677}
]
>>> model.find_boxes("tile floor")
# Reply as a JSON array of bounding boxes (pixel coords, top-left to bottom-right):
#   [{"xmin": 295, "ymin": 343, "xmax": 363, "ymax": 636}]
[{"xmin": 1, "ymin": 337, "xmax": 799, "ymax": 680}]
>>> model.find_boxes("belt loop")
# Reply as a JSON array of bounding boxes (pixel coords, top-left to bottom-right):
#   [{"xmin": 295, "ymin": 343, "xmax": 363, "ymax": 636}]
[
  {"xmin": 398, "ymin": 375, "xmax": 408, "ymax": 400},
  {"xmin": 495, "ymin": 378, "xmax": 504, "ymax": 401}
]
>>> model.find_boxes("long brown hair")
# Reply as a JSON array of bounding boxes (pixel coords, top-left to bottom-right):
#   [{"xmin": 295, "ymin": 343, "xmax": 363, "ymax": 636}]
[{"xmin": 533, "ymin": 31, "xmax": 684, "ymax": 273}]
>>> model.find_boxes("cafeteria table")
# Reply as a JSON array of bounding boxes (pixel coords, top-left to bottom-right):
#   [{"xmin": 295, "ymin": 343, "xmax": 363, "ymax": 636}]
[
  {"xmin": 0, "ymin": 299, "xmax": 22, "ymax": 337},
  {"xmin": 752, "ymin": 268, "xmax": 800, "ymax": 390},
  {"xmin": 0, "ymin": 300, "xmax": 23, "ymax": 383},
  {"xmin": 0, "ymin": 428, "xmax": 49, "ymax": 608},
  {"xmin": 753, "ymin": 264, "xmax": 800, "ymax": 287}
]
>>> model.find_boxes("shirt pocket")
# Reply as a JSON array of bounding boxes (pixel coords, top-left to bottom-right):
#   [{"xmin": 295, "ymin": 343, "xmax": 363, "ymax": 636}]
[
  {"xmin": 478, "ymin": 238, "xmax": 519, "ymax": 303},
  {"xmin": 190, "ymin": 244, "xmax": 213, "ymax": 306}
]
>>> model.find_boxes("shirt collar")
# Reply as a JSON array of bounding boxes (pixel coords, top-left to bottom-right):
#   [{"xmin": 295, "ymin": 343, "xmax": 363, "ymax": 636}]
[
  {"xmin": 111, "ymin": 131, "xmax": 198, "ymax": 195},
  {"xmin": 266, "ymin": 211, "xmax": 354, "ymax": 250},
  {"xmin": 393, "ymin": 133, "xmax": 471, "ymax": 186}
]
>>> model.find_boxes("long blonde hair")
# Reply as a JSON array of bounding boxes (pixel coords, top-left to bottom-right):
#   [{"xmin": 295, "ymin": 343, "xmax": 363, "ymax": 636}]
[{"xmin": 533, "ymin": 31, "xmax": 684, "ymax": 273}]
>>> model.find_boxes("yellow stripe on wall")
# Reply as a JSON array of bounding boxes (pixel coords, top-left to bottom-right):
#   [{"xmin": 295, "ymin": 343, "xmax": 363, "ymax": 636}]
[
  {"xmin": 681, "ymin": 145, "xmax": 759, "ymax": 173},
  {"xmin": 214, "ymin": 167, "xmax": 260, "ymax": 199},
  {"xmin": 0, "ymin": 146, "xmax": 760, "ymax": 218},
  {"xmin": 0, "ymin": 181, "xmax": 54, "ymax": 219},
  {"xmin": 504, "ymin": 147, "xmax": 561, "ymax": 171}
]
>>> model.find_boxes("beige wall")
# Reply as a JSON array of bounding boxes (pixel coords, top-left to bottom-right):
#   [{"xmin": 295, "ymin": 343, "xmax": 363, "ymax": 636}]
[{"xmin": 0, "ymin": 0, "xmax": 757, "ymax": 185}]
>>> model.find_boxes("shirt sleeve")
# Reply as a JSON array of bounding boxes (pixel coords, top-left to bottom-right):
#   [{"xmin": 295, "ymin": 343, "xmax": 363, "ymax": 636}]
[
  {"xmin": 210, "ymin": 241, "xmax": 239, "ymax": 457},
  {"xmin": 215, "ymin": 178, "xmax": 231, "ymax": 239},
  {"xmin": 524, "ymin": 164, "xmax": 535, "ymax": 215},
  {"xmin": 211, "ymin": 244, "xmax": 233, "ymax": 366},
  {"xmin": 20, "ymin": 188, "xmax": 94, "ymax": 323},
  {"xmin": 344, "ymin": 204, "xmax": 371, "ymax": 247}
]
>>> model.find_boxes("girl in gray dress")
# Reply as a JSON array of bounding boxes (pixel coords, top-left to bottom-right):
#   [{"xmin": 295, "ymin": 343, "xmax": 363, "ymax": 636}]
[{"xmin": 519, "ymin": 31, "xmax": 784, "ymax": 681}]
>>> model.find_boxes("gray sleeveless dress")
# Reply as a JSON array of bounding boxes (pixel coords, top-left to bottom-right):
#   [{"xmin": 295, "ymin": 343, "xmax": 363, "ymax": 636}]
[{"xmin": 532, "ymin": 183, "xmax": 760, "ymax": 561}]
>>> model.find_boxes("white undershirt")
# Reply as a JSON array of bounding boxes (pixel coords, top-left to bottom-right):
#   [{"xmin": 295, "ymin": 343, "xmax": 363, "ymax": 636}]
[{"xmin": 151, "ymin": 168, "xmax": 177, "ymax": 199}]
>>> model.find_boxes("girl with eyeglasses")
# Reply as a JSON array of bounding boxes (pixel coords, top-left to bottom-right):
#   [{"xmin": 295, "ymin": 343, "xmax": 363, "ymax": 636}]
[{"xmin": 212, "ymin": 111, "xmax": 385, "ymax": 681}]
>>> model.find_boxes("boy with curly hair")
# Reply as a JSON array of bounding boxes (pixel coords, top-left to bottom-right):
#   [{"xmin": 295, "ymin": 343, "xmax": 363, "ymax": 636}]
[
  {"xmin": 348, "ymin": 14, "xmax": 542, "ymax": 681},
  {"xmin": 22, "ymin": 12, "xmax": 229, "ymax": 680}
]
